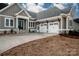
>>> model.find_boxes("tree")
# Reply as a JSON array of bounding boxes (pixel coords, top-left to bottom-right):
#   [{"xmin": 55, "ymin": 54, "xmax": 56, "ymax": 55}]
[{"xmin": 0, "ymin": 3, "xmax": 8, "ymax": 10}]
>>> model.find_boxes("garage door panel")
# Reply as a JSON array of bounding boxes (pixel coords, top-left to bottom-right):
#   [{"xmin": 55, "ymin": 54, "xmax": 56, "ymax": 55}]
[
  {"xmin": 39, "ymin": 23, "xmax": 47, "ymax": 33},
  {"xmin": 38, "ymin": 21, "xmax": 59, "ymax": 34},
  {"xmin": 48, "ymin": 22, "xmax": 59, "ymax": 34}
]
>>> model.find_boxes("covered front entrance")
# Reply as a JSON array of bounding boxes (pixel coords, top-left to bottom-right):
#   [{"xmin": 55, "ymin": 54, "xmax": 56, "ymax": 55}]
[
  {"xmin": 18, "ymin": 18, "xmax": 27, "ymax": 30},
  {"xmin": 18, "ymin": 20, "xmax": 24, "ymax": 30}
]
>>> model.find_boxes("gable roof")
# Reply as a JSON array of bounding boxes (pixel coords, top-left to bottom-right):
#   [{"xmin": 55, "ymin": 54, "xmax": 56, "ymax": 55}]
[
  {"xmin": 0, "ymin": 3, "xmax": 71, "ymax": 19},
  {"xmin": 15, "ymin": 10, "xmax": 24, "ymax": 15},
  {"xmin": 36, "ymin": 7, "xmax": 61, "ymax": 19},
  {"xmin": 37, "ymin": 7, "xmax": 71, "ymax": 19},
  {"xmin": 17, "ymin": 3, "xmax": 32, "ymax": 17},
  {"xmin": 61, "ymin": 7, "xmax": 71, "ymax": 14},
  {"xmin": 0, "ymin": 3, "xmax": 32, "ymax": 17},
  {"xmin": 27, "ymin": 11, "xmax": 37, "ymax": 18}
]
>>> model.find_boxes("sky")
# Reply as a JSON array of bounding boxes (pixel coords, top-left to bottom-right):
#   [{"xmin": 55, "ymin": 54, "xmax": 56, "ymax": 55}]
[
  {"xmin": 22, "ymin": 3, "xmax": 73, "ymax": 13},
  {"xmin": 74, "ymin": 4, "xmax": 79, "ymax": 18},
  {"xmin": 8, "ymin": 3, "xmax": 79, "ymax": 17},
  {"xmin": 23, "ymin": 3, "xmax": 53, "ymax": 13},
  {"xmin": 21, "ymin": 3, "xmax": 79, "ymax": 18}
]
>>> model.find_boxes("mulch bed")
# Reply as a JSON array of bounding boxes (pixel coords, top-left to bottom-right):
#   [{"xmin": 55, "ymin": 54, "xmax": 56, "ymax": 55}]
[
  {"xmin": 0, "ymin": 35, "xmax": 79, "ymax": 56},
  {"xmin": 61, "ymin": 34, "xmax": 79, "ymax": 39}
]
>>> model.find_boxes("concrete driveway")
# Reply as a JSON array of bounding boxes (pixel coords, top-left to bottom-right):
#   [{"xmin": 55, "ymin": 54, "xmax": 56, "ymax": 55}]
[{"xmin": 0, "ymin": 33, "xmax": 56, "ymax": 54}]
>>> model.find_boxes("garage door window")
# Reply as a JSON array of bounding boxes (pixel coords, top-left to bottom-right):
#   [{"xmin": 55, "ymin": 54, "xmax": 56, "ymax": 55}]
[
  {"xmin": 54, "ymin": 23, "xmax": 58, "ymax": 25},
  {"xmin": 50, "ymin": 24, "xmax": 53, "ymax": 25},
  {"xmin": 44, "ymin": 24, "xmax": 47, "ymax": 26}
]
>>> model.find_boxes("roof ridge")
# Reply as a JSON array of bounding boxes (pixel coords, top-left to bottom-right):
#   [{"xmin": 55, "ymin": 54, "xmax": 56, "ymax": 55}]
[{"xmin": 17, "ymin": 3, "xmax": 32, "ymax": 17}]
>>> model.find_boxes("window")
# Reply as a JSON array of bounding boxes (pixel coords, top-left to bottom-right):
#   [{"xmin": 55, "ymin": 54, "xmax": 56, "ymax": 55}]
[
  {"xmin": 33, "ymin": 22, "xmax": 34, "ymax": 27},
  {"xmin": 41, "ymin": 24, "xmax": 43, "ymax": 26},
  {"xmin": 29, "ymin": 22, "xmax": 35, "ymax": 28},
  {"xmin": 10, "ymin": 19, "xmax": 13, "ymax": 26},
  {"xmin": 44, "ymin": 23, "xmax": 47, "ymax": 26},
  {"xmin": 68, "ymin": 20, "xmax": 73, "ymax": 29},
  {"xmin": 5, "ymin": 18, "xmax": 14, "ymax": 27},
  {"xmin": 50, "ymin": 24, "xmax": 53, "ymax": 25},
  {"xmin": 29, "ymin": 22, "xmax": 31, "ymax": 27},
  {"xmin": 31, "ymin": 22, "xmax": 32, "ymax": 27},
  {"xmin": 6, "ymin": 19, "xmax": 9, "ymax": 26},
  {"xmin": 54, "ymin": 23, "xmax": 58, "ymax": 25},
  {"xmin": 69, "ymin": 20, "xmax": 72, "ymax": 26}
]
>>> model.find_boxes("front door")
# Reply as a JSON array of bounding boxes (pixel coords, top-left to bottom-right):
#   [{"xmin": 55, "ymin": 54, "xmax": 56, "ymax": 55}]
[{"xmin": 18, "ymin": 20, "xmax": 24, "ymax": 30}]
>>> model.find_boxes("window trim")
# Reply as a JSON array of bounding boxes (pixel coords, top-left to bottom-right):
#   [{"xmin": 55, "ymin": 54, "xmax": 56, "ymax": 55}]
[
  {"xmin": 29, "ymin": 21, "xmax": 35, "ymax": 28},
  {"xmin": 69, "ymin": 20, "xmax": 72, "ymax": 26},
  {"xmin": 68, "ymin": 19, "xmax": 73, "ymax": 29},
  {"xmin": 4, "ymin": 17, "xmax": 14, "ymax": 27}
]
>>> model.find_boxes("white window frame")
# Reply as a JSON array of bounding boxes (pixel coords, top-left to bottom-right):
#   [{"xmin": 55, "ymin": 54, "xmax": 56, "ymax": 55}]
[
  {"xmin": 67, "ymin": 16, "xmax": 73, "ymax": 29},
  {"xmin": 4, "ymin": 17, "xmax": 14, "ymax": 27},
  {"xmin": 29, "ymin": 21, "xmax": 35, "ymax": 28},
  {"xmin": 68, "ymin": 19, "xmax": 73, "ymax": 29}
]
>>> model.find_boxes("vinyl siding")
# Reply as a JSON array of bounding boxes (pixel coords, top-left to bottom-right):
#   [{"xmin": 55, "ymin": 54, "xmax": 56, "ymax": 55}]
[
  {"xmin": 0, "ymin": 16, "xmax": 4, "ymax": 29},
  {"xmin": 18, "ymin": 11, "xmax": 28, "ymax": 17},
  {"xmin": 0, "ymin": 4, "xmax": 21, "ymax": 16}
]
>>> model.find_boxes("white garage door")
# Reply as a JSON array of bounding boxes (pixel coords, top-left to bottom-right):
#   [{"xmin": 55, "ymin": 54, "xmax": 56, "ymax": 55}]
[
  {"xmin": 39, "ymin": 23, "xmax": 47, "ymax": 33},
  {"xmin": 48, "ymin": 22, "xmax": 59, "ymax": 34}
]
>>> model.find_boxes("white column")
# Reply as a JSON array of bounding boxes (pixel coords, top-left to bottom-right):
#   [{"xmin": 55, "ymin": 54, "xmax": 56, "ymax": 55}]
[
  {"xmin": 60, "ymin": 16, "xmax": 63, "ymax": 31},
  {"xmin": 16, "ymin": 17, "xmax": 18, "ymax": 29},
  {"xmin": 66, "ymin": 16, "xmax": 69, "ymax": 34},
  {"xmin": 66, "ymin": 16, "xmax": 69, "ymax": 30},
  {"xmin": 15, "ymin": 17, "xmax": 19, "ymax": 33},
  {"xmin": 28, "ymin": 17, "xmax": 29, "ymax": 30}
]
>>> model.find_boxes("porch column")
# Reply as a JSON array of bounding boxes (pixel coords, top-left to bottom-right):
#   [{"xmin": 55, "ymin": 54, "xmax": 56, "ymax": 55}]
[
  {"xmin": 66, "ymin": 16, "xmax": 69, "ymax": 34},
  {"xmin": 16, "ymin": 17, "xmax": 18, "ymax": 29},
  {"xmin": 46, "ymin": 19, "xmax": 48, "ymax": 33},
  {"xmin": 16, "ymin": 17, "xmax": 19, "ymax": 33},
  {"xmin": 28, "ymin": 17, "xmax": 29, "ymax": 31},
  {"xmin": 66, "ymin": 16, "xmax": 69, "ymax": 30},
  {"xmin": 60, "ymin": 16, "xmax": 63, "ymax": 31}
]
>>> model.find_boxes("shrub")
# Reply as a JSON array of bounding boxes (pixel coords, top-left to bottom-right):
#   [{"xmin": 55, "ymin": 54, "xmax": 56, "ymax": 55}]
[
  {"xmin": 4, "ymin": 31, "xmax": 7, "ymax": 34},
  {"xmin": 69, "ymin": 30, "xmax": 79, "ymax": 36},
  {"xmin": 10, "ymin": 29, "xmax": 13, "ymax": 34}
]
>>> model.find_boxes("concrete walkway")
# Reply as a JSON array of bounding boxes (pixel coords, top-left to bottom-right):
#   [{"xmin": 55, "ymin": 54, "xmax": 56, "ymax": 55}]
[{"xmin": 0, "ymin": 33, "xmax": 56, "ymax": 54}]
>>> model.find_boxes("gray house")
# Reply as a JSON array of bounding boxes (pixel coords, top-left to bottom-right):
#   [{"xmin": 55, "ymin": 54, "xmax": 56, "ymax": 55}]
[
  {"xmin": 36, "ymin": 7, "xmax": 73, "ymax": 34},
  {"xmin": 0, "ymin": 3, "xmax": 36, "ymax": 33},
  {"xmin": 0, "ymin": 3, "xmax": 79, "ymax": 34}
]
